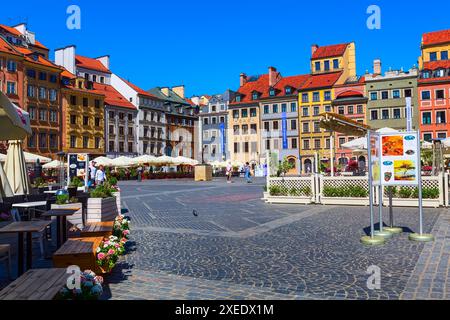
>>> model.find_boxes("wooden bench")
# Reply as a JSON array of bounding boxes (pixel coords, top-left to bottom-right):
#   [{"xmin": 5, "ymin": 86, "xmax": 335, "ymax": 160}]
[
  {"xmin": 80, "ymin": 221, "xmax": 114, "ymax": 238},
  {"xmin": 53, "ymin": 237, "xmax": 103, "ymax": 273},
  {"xmin": 0, "ymin": 268, "xmax": 68, "ymax": 300}
]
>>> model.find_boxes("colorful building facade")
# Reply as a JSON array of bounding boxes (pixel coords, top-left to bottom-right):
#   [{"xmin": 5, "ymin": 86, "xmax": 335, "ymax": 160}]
[{"xmin": 418, "ymin": 29, "xmax": 450, "ymax": 142}]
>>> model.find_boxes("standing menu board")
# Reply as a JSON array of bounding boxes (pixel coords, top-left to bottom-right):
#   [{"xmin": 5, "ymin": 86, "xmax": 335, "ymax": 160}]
[
  {"xmin": 373, "ymin": 132, "xmax": 419, "ymax": 186},
  {"xmin": 68, "ymin": 153, "xmax": 89, "ymax": 186}
]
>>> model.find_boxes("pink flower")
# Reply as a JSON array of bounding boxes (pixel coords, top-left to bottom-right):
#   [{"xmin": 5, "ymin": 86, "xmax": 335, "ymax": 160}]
[
  {"xmin": 121, "ymin": 238, "xmax": 127, "ymax": 243},
  {"xmin": 123, "ymin": 230, "xmax": 130, "ymax": 236},
  {"xmin": 97, "ymin": 252, "xmax": 105, "ymax": 260},
  {"xmin": 114, "ymin": 243, "xmax": 121, "ymax": 248},
  {"xmin": 107, "ymin": 249, "xmax": 115, "ymax": 255}
]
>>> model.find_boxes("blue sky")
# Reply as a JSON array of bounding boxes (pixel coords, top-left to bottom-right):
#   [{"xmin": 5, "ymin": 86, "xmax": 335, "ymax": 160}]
[{"xmin": 1, "ymin": 0, "xmax": 449, "ymax": 96}]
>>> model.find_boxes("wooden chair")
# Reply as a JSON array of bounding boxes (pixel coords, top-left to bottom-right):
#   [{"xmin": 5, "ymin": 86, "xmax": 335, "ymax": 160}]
[
  {"xmin": 0, "ymin": 244, "xmax": 11, "ymax": 280},
  {"xmin": 11, "ymin": 209, "xmax": 48, "ymax": 259}
]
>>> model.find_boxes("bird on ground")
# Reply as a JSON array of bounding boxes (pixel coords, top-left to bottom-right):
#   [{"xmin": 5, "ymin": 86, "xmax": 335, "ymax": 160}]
[{"xmin": 193, "ymin": 210, "xmax": 198, "ymax": 217}]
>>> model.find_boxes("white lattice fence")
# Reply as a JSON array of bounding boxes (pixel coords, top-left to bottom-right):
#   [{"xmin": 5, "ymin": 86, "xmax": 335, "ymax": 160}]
[
  {"xmin": 268, "ymin": 177, "xmax": 314, "ymax": 195},
  {"xmin": 321, "ymin": 176, "xmax": 369, "ymax": 192}
]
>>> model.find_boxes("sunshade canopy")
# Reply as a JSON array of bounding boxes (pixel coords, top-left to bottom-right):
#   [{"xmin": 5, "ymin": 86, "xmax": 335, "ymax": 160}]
[{"xmin": 0, "ymin": 91, "xmax": 32, "ymax": 140}]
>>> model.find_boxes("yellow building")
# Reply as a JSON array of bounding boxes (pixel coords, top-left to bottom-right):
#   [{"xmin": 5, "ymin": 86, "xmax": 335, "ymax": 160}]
[
  {"xmin": 418, "ymin": 29, "xmax": 450, "ymax": 69},
  {"xmin": 298, "ymin": 43, "xmax": 356, "ymax": 173},
  {"xmin": 61, "ymin": 69, "xmax": 105, "ymax": 155}
]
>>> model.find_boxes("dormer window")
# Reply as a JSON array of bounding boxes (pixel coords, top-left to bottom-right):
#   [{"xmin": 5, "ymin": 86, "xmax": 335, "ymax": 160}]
[
  {"xmin": 285, "ymin": 87, "xmax": 292, "ymax": 95},
  {"xmin": 422, "ymin": 71, "xmax": 431, "ymax": 79},
  {"xmin": 435, "ymin": 69, "xmax": 445, "ymax": 78},
  {"xmin": 269, "ymin": 88, "xmax": 276, "ymax": 96},
  {"xmin": 235, "ymin": 95, "xmax": 241, "ymax": 102},
  {"xmin": 252, "ymin": 92, "xmax": 259, "ymax": 100}
]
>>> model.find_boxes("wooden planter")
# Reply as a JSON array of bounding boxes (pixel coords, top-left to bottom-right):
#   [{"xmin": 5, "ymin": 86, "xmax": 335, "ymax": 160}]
[
  {"xmin": 320, "ymin": 197, "xmax": 369, "ymax": 206},
  {"xmin": 86, "ymin": 197, "xmax": 118, "ymax": 223},
  {"xmin": 53, "ymin": 237, "xmax": 104, "ymax": 273},
  {"xmin": 266, "ymin": 195, "xmax": 313, "ymax": 204},
  {"xmin": 51, "ymin": 203, "xmax": 83, "ymax": 228},
  {"xmin": 382, "ymin": 198, "xmax": 441, "ymax": 208},
  {"xmin": 112, "ymin": 192, "xmax": 121, "ymax": 214}
]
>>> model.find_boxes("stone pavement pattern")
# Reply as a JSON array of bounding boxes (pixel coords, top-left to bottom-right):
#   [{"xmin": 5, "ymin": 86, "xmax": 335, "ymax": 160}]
[{"xmin": 101, "ymin": 178, "xmax": 446, "ymax": 300}]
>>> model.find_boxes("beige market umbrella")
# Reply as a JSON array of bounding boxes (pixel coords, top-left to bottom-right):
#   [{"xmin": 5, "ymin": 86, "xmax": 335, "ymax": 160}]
[
  {"xmin": 111, "ymin": 156, "xmax": 135, "ymax": 167},
  {"xmin": 0, "ymin": 162, "xmax": 13, "ymax": 200},
  {"xmin": 92, "ymin": 156, "xmax": 114, "ymax": 167},
  {"xmin": 24, "ymin": 152, "xmax": 51, "ymax": 164},
  {"xmin": 155, "ymin": 155, "xmax": 176, "ymax": 165},
  {"xmin": 43, "ymin": 160, "xmax": 63, "ymax": 169},
  {"xmin": 173, "ymin": 156, "xmax": 199, "ymax": 166},
  {"xmin": 0, "ymin": 91, "xmax": 32, "ymax": 140},
  {"xmin": 132, "ymin": 155, "xmax": 157, "ymax": 165},
  {"xmin": 4, "ymin": 140, "xmax": 31, "ymax": 196}
]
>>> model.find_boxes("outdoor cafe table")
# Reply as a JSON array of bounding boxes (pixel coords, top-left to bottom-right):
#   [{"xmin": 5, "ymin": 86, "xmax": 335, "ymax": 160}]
[
  {"xmin": 12, "ymin": 201, "xmax": 48, "ymax": 221},
  {"xmin": 0, "ymin": 268, "xmax": 68, "ymax": 300},
  {"xmin": 41, "ymin": 209, "xmax": 79, "ymax": 249},
  {"xmin": 0, "ymin": 220, "xmax": 52, "ymax": 276}
]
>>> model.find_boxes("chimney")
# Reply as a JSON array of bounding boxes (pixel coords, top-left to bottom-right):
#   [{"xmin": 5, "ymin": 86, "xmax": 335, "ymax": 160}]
[
  {"xmin": 268, "ymin": 66, "xmax": 278, "ymax": 87},
  {"xmin": 172, "ymin": 85, "xmax": 185, "ymax": 99},
  {"xmin": 161, "ymin": 87, "xmax": 170, "ymax": 97},
  {"xmin": 96, "ymin": 55, "xmax": 110, "ymax": 70},
  {"xmin": 54, "ymin": 45, "xmax": 76, "ymax": 75},
  {"xmin": 311, "ymin": 44, "xmax": 319, "ymax": 56},
  {"xmin": 240, "ymin": 73, "xmax": 247, "ymax": 87},
  {"xmin": 373, "ymin": 59, "xmax": 382, "ymax": 75}
]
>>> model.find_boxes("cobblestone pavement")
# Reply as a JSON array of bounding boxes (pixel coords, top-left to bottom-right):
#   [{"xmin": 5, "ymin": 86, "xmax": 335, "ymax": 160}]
[{"xmin": 100, "ymin": 178, "xmax": 446, "ymax": 300}]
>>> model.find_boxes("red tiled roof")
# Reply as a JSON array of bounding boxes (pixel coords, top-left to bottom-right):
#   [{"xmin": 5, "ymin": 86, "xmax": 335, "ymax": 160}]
[
  {"xmin": 273, "ymin": 74, "xmax": 310, "ymax": 93},
  {"xmin": 93, "ymin": 83, "xmax": 136, "ymax": 110},
  {"xmin": 423, "ymin": 60, "xmax": 450, "ymax": 70},
  {"xmin": 422, "ymin": 29, "xmax": 450, "ymax": 46},
  {"xmin": 33, "ymin": 40, "xmax": 48, "ymax": 50},
  {"xmin": 300, "ymin": 71, "xmax": 343, "ymax": 90},
  {"xmin": 231, "ymin": 74, "xmax": 269, "ymax": 104},
  {"xmin": 0, "ymin": 24, "xmax": 22, "ymax": 37},
  {"xmin": 336, "ymin": 90, "xmax": 364, "ymax": 99},
  {"xmin": 120, "ymin": 77, "xmax": 159, "ymax": 99},
  {"xmin": 13, "ymin": 46, "xmax": 61, "ymax": 69},
  {"xmin": 312, "ymin": 43, "xmax": 349, "ymax": 59},
  {"xmin": 61, "ymin": 68, "xmax": 76, "ymax": 79},
  {"xmin": 75, "ymin": 55, "xmax": 111, "ymax": 74},
  {"xmin": 0, "ymin": 36, "xmax": 22, "ymax": 56}
]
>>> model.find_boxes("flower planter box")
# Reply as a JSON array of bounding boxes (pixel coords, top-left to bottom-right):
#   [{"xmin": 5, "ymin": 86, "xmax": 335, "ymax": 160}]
[
  {"xmin": 86, "ymin": 197, "xmax": 118, "ymax": 223},
  {"xmin": 112, "ymin": 192, "xmax": 121, "ymax": 214},
  {"xmin": 266, "ymin": 196, "xmax": 313, "ymax": 204},
  {"xmin": 51, "ymin": 203, "xmax": 83, "ymax": 228},
  {"xmin": 382, "ymin": 198, "xmax": 440, "ymax": 208},
  {"xmin": 320, "ymin": 197, "xmax": 369, "ymax": 206}
]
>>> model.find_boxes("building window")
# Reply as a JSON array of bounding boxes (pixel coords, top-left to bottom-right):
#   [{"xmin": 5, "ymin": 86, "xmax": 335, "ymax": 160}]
[
  {"xmin": 357, "ymin": 105, "xmax": 363, "ymax": 114},
  {"xmin": 264, "ymin": 122, "xmax": 269, "ymax": 132},
  {"xmin": 235, "ymin": 96, "xmax": 241, "ymax": 103},
  {"xmin": 7, "ymin": 60, "xmax": 17, "ymax": 72},
  {"xmin": 423, "ymin": 133, "xmax": 432, "ymax": 142},
  {"xmin": 273, "ymin": 121, "xmax": 279, "ymax": 130},
  {"xmin": 252, "ymin": 92, "xmax": 259, "ymax": 100},
  {"xmin": 203, "ymin": 118, "xmax": 209, "ymax": 125},
  {"xmin": 313, "ymin": 92, "xmax": 320, "ymax": 102},
  {"xmin": 27, "ymin": 69, "xmax": 36, "ymax": 78},
  {"xmin": 324, "ymin": 91, "xmax": 331, "ymax": 101},
  {"xmin": 269, "ymin": 88, "xmax": 275, "ymax": 96},
  {"xmin": 265, "ymin": 139, "xmax": 270, "ymax": 150},
  {"xmin": 314, "ymin": 139, "xmax": 321, "ymax": 149},
  {"xmin": 49, "ymin": 89, "xmax": 57, "ymax": 101},
  {"xmin": 436, "ymin": 89, "xmax": 445, "ymax": 100},
  {"xmin": 49, "ymin": 110, "xmax": 57, "ymax": 122},
  {"xmin": 83, "ymin": 136, "xmax": 89, "ymax": 148},
  {"xmin": 244, "ymin": 142, "xmax": 249, "ymax": 153},
  {"xmin": 39, "ymin": 133, "xmax": 47, "ymax": 148},
  {"xmin": 119, "ymin": 126, "xmax": 124, "ymax": 135},
  {"xmin": 303, "ymin": 139, "xmax": 310, "ymax": 150},
  {"xmin": 393, "ymin": 90, "xmax": 400, "ymax": 99},
  {"xmin": 370, "ymin": 92, "xmax": 378, "ymax": 100},
  {"xmin": 437, "ymin": 132, "xmax": 447, "ymax": 139},
  {"xmin": 393, "ymin": 108, "xmax": 401, "ymax": 119},
  {"xmin": 49, "ymin": 134, "xmax": 57, "ymax": 149},
  {"xmin": 95, "ymin": 99, "xmax": 101, "ymax": 108},
  {"xmin": 83, "ymin": 116, "xmax": 89, "ymax": 126},
  {"xmin": 272, "ymin": 104, "xmax": 278, "ymax": 113},
  {"xmin": 326, "ymin": 138, "xmax": 330, "ymax": 149},
  {"xmin": 302, "ymin": 107, "xmax": 309, "ymax": 117},
  {"xmin": 70, "ymin": 115, "xmax": 77, "ymax": 125},
  {"xmin": 324, "ymin": 60, "xmax": 330, "ymax": 71},
  {"xmin": 96, "ymin": 137, "xmax": 101, "ymax": 149},
  {"xmin": 339, "ymin": 137, "xmax": 346, "ymax": 147},
  {"xmin": 285, "ymin": 87, "xmax": 292, "ymax": 94},
  {"xmin": 422, "ymin": 112, "xmax": 432, "ymax": 124},
  {"xmin": 83, "ymin": 98, "xmax": 88, "ymax": 107},
  {"xmin": 234, "ymin": 142, "xmax": 239, "ymax": 153},
  {"xmin": 430, "ymin": 52, "xmax": 437, "ymax": 61},
  {"xmin": 241, "ymin": 109, "xmax": 248, "ymax": 118},
  {"xmin": 421, "ymin": 91, "xmax": 431, "ymax": 100},
  {"xmin": 371, "ymin": 110, "xmax": 378, "ymax": 120},
  {"xmin": 250, "ymin": 124, "xmax": 257, "ymax": 134},
  {"xmin": 50, "ymin": 74, "xmax": 57, "ymax": 83},
  {"xmin": 39, "ymin": 72, "xmax": 47, "ymax": 81},
  {"xmin": 281, "ymin": 103, "xmax": 287, "ymax": 113},
  {"xmin": 313, "ymin": 106, "xmax": 320, "ymax": 116},
  {"xmin": 333, "ymin": 59, "xmax": 339, "ymax": 69},
  {"xmin": 315, "ymin": 61, "xmax": 321, "ymax": 72},
  {"xmin": 39, "ymin": 109, "xmax": 47, "ymax": 121},
  {"xmin": 302, "ymin": 93, "xmax": 309, "ymax": 103},
  {"xmin": 250, "ymin": 108, "xmax": 257, "ymax": 117},
  {"xmin": 422, "ymin": 71, "xmax": 431, "ymax": 79},
  {"xmin": 233, "ymin": 125, "xmax": 240, "ymax": 135},
  {"xmin": 7, "ymin": 82, "xmax": 16, "ymax": 94},
  {"xmin": 263, "ymin": 105, "xmax": 269, "ymax": 114},
  {"xmin": 381, "ymin": 91, "xmax": 389, "ymax": 99},
  {"xmin": 220, "ymin": 116, "xmax": 225, "ymax": 123},
  {"xmin": 28, "ymin": 132, "xmax": 36, "ymax": 148},
  {"xmin": 338, "ymin": 106, "xmax": 345, "ymax": 115},
  {"xmin": 27, "ymin": 85, "xmax": 35, "ymax": 97},
  {"xmin": 28, "ymin": 107, "xmax": 36, "ymax": 120},
  {"xmin": 436, "ymin": 111, "xmax": 446, "ymax": 124},
  {"xmin": 382, "ymin": 109, "xmax": 389, "ymax": 120},
  {"xmin": 441, "ymin": 51, "xmax": 449, "ymax": 60},
  {"xmin": 291, "ymin": 119, "xmax": 297, "ymax": 130},
  {"xmin": 242, "ymin": 124, "xmax": 249, "ymax": 135},
  {"xmin": 290, "ymin": 102, "xmax": 297, "ymax": 112},
  {"xmin": 233, "ymin": 110, "xmax": 239, "ymax": 119},
  {"xmin": 302, "ymin": 122, "xmax": 309, "ymax": 133},
  {"xmin": 291, "ymin": 138, "xmax": 298, "ymax": 149},
  {"xmin": 313, "ymin": 122, "xmax": 320, "ymax": 132},
  {"xmin": 95, "ymin": 117, "xmax": 100, "ymax": 126},
  {"xmin": 348, "ymin": 106, "xmax": 354, "ymax": 115},
  {"xmin": 70, "ymin": 95, "xmax": 77, "ymax": 105}
]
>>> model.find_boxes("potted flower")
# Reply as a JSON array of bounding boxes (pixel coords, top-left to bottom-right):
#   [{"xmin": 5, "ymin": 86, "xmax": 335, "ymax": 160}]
[
  {"xmin": 96, "ymin": 235, "xmax": 125, "ymax": 273},
  {"xmin": 52, "ymin": 193, "xmax": 83, "ymax": 229},
  {"xmin": 56, "ymin": 270, "xmax": 104, "ymax": 300},
  {"xmin": 113, "ymin": 214, "xmax": 130, "ymax": 240},
  {"xmin": 86, "ymin": 184, "xmax": 118, "ymax": 223}
]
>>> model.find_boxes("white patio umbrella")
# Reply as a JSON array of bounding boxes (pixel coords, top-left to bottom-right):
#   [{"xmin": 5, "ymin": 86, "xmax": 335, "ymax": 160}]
[
  {"xmin": 132, "ymin": 155, "xmax": 157, "ymax": 165},
  {"xmin": 42, "ymin": 160, "xmax": 63, "ymax": 169},
  {"xmin": 155, "ymin": 155, "xmax": 176, "ymax": 165},
  {"xmin": 0, "ymin": 153, "xmax": 6, "ymax": 162},
  {"xmin": 0, "ymin": 91, "xmax": 32, "ymax": 141},
  {"xmin": 173, "ymin": 156, "xmax": 199, "ymax": 166},
  {"xmin": 421, "ymin": 141, "xmax": 433, "ymax": 149},
  {"xmin": 342, "ymin": 127, "xmax": 399, "ymax": 150},
  {"xmin": 441, "ymin": 138, "xmax": 450, "ymax": 148},
  {"xmin": 0, "ymin": 162, "xmax": 13, "ymax": 200},
  {"xmin": 92, "ymin": 156, "xmax": 114, "ymax": 167},
  {"xmin": 23, "ymin": 152, "xmax": 51, "ymax": 164},
  {"xmin": 4, "ymin": 140, "xmax": 31, "ymax": 195},
  {"xmin": 111, "ymin": 156, "xmax": 135, "ymax": 167}
]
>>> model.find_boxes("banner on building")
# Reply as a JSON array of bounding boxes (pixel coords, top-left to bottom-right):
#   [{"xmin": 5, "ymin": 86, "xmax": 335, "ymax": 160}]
[
  {"xmin": 219, "ymin": 122, "xmax": 226, "ymax": 157},
  {"xmin": 282, "ymin": 112, "xmax": 288, "ymax": 149},
  {"xmin": 405, "ymin": 97, "xmax": 412, "ymax": 131}
]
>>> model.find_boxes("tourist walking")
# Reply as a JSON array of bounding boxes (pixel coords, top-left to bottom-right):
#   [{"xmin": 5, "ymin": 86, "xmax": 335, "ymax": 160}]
[
  {"xmin": 95, "ymin": 165, "xmax": 106, "ymax": 186},
  {"xmin": 244, "ymin": 162, "xmax": 252, "ymax": 183},
  {"xmin": 226, "ymin": 161, "xmax": 233, "ymax": 183},
  {"xmin": 88, "ymin": 161, "xmax": 97, "ymax": 187}
]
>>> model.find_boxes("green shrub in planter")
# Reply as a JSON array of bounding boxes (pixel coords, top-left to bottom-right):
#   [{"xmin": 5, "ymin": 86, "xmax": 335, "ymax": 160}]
[
  {"xmin": 279, "ymin": 186, "xmax": 289, "ymax": 196},
  {"xmin": 289, "ymin": 187, "xmax": 312, "ymax": 197},
  {"xmin": 90, "ymin": 185, "xmax": 113, "ymax": 199},
  {"xmin": 398, "ymin": 187, "xmax": 412, "ymax": 198},
  {"xmin": 269, "ymin": 185, "xmax": 281, "ymax": 196},
  {"xmin": 56, "ymin": 194, "xmax": 69, "ymax": 205},
  {"xmin": 423, "ymin": 187, "xmax": 439, "ymax": 199},
  {"xmin": 323, "ymin": 186, "xmax": 368, "ymax": 198}
]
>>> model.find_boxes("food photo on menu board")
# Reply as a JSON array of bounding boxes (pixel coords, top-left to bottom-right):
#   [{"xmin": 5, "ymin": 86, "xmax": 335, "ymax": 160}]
[{"xmin": 380, "ymin": 133, "xmax": 419, "ymax": 185}]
